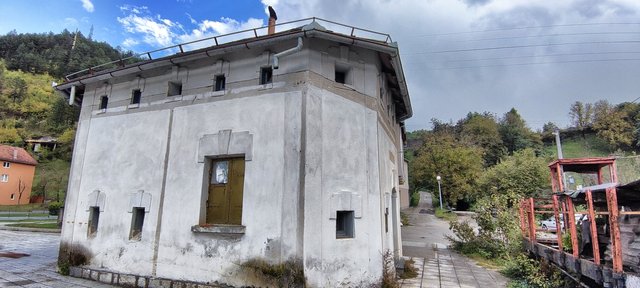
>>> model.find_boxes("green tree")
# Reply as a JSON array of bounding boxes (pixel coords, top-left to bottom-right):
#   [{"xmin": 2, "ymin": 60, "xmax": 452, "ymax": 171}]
[
  {"xmin": 568, "ymin": 101, "xmax": 593, "ymax": 137},
  {"xmin": 479, "ymin": 148, "xmax": 550, "ymax": 198},
  {"xmin": 410, "ymin": 131, "xmax": 484, "ymax": 208},
  {"xmin": 458, "ymin": 112, "xmax": 506, "ymax": 167},
  {"xmin": 499, "ymin": 108, "xmax": 540, "ymax": 154}
]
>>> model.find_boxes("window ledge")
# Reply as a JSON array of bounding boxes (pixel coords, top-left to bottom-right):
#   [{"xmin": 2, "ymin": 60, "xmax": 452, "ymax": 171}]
[{"xmin": 191, "ymin": 224, "xmax": 245, "ymax": 235}]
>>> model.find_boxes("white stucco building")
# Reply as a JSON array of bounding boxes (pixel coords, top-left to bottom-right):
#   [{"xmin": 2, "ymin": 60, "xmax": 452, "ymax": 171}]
[{"xmin": 56, "ymin": 16, "xmax": 412, "ymax": 287}]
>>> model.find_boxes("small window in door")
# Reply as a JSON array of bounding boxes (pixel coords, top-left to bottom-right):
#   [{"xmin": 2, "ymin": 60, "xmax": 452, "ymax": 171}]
[
  {"xmin": 260, "ymin": 67, "xmax": 273, "ymax": 84},
  {"xmin": 129, "ymin": 207, "xmax": 145, "ymax": 241},
  {"xmin": 206, "ymin": 157, "xmax": 245, "ymax": 225},
  {"xmin": 131, "ymin": 89, "xmax": 142, "ymax": 104},
  {"xmin": 214, "ymin": 75, "xmax": 226, "ymax": 91},
  {"xmin": 88, "ymin": 206, "xmax": 100, "ymax": 238}
]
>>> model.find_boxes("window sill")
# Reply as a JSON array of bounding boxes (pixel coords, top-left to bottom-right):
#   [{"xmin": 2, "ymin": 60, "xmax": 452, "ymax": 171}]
[{"xmin": 191, "ymin": 224, "xmax": 245, "ymax": 235}]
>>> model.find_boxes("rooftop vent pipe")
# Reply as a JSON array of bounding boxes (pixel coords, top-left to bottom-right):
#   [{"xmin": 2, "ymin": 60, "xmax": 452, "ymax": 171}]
[{"xmin": 268, "ymin": 6, "xmax": 277, "ymax": 35}]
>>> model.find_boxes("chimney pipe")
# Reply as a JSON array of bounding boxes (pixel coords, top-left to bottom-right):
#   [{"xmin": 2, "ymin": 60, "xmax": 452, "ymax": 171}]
[{"xmin": 268, "ymin": 6, "xmax": 278, "ymax": 35}]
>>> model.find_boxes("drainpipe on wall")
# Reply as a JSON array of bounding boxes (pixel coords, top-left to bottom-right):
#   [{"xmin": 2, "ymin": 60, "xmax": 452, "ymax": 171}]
[
  {"xmin": 68, "ymin": 85, "xmax": 76, "ymax": 106},
  {"xmin": 272, "ymin": 37, "xmax": 303, "ymax": 69}
]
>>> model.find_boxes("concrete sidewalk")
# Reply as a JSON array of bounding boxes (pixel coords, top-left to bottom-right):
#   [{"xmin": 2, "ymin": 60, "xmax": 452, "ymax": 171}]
[
  {"xmin": 0, "ymin": 230, "xmax": 114, "ymax": 288},
  {"xmin": 400, "ymin": 192, "xmax": 508, "ymax": 288}
]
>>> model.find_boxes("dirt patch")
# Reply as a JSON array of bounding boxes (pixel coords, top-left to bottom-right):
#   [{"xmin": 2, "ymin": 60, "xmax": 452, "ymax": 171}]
[{"xmin": 0, "ymin": 251, "xmax": 30, "ymax": 258}]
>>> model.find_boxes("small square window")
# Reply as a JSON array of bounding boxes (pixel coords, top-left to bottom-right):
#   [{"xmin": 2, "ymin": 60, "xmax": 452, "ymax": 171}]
[
  {"xmin": 99, "ymin": 95, "xmax": 108, "ymax": 110},
  {"xmin": 335, "ymin": 65, "xmax": 350, "ymax": 85},
  {"xmin": 88, "ymin": 206, "xmax": 100, "ymax": 238},
  {"xmin": 214, "ymin": 75, "xmax": 226, "ymax": 91},
  {"xmin": 10, "ymin": 194, "xmax": 14, "ymax": 200},
  {"xmin": 167, "ymin": 81, "xmax": 182, "ymax": 96},
  {"xmin": 1, "ymin": 174, "xmax": 8, "ymax": 182},
  {"xmin": 2, "ymin": 162, "xmax": 9, "ymax": 168},
  {"xmin": 260, "ymin": 67, "xmax": 273, "ymax": 85},
  {"xmin": 336, "ymin": 210, "xmax": 355, "ymax": 239},
  {"xmin": 131, "ymin": 89, "xmax": 142, "ymax": 104},
  {"xmin": 129, "ymin": 207, "xmax": 145, "ymax": 241}
]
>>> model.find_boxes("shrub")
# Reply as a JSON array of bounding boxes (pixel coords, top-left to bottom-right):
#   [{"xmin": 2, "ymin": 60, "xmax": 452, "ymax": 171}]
[
  {"xmin": 48, "ymin": 201, "xmax": 62, "ymax": 215},
  {"xmin": 399, "ymin": 258, "xmax": 418, "ymax": 279},
  {"xmin": 400, "ymin": 212, "xmax": 410, "ymax": 226},
  {"xmin": 381, "ymin": 250, "xmax": 399, "ymax": 288},
  {"xmin": 242, "ymin": 258, "xmax": 305, "ymax": 287},
  {"xmin": 409, "ymin": 192, "xmax": 420, "ymax": 207}
]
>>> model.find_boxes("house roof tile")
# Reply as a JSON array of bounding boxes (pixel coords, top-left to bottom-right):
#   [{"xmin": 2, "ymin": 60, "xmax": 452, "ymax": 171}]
[{"xmin": 0, "ymin": 145, "xmax": 38, "ymax": 166}]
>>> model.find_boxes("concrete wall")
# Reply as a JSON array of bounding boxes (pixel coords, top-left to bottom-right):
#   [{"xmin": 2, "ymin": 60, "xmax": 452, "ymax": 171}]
[{"xmin": 61, "ymin": 36, "xmax": 406, "ymax": 287}]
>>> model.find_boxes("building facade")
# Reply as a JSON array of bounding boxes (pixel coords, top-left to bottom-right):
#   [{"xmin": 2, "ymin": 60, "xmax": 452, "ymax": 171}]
[
  {"xmin": 0, "ymin": 145, "xmax": 37, "ymax": 205},
  {"xmin": 56, "ymin": 18, "xmax": 411, "ymax": 287}
]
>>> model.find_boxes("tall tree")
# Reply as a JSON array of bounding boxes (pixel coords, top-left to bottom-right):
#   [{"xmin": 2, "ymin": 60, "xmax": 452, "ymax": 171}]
[
  {"xmin": 569, "ymin": 101, "xmax": 593, "ymax": 137},
  {"xmin": 409, "ymin": 131, "xmax": 484, "ymax": 208},
  {"xmin": 458, "ymin": 112, "xmax": 506, "ymax": 166},
  {"xmin": 499, "ymin": 108, "xmax": 538, "ymax": 154}
]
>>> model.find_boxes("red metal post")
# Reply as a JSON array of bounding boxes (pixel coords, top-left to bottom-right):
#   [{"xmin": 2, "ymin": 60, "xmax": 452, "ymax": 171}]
[
  {"xmin": 585, "ymin": 190, "xmax": 600, "ymax": 265},
  {"xmin": 552, "ymin": 195, "xmax": 563, "ymax": 251},
  {"xmin": 610, "ymin": 161, "xmax": 618, "ymax": 183},
  {"xmin": 597, "ymin": 168, "xmax": 603, "ymax": 185},
  {"xmin": 606, "ymin": 187, "xmax": 623, "ymax": 273},
  {"xmin": 528, "ymin": 198, "xmax": 537, "ymax": 243},
  {"xmin": 555, "ymin": 163, "xmax": 564, "ymax": 192},
  {"xmin": 565, "ymin": 196, "xmax": 579, "ymax": 257},
  {"xmin": 519, "ymin": 201, "xmax": 527, "ymax": 238}
]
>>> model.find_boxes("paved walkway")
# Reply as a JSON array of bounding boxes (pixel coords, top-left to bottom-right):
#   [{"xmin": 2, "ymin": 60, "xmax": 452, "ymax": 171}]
[
  {"xmin": 399, "ymin": 192, "xmax": 508, "ymax": 288},
  {"xmin": 0, "ymin": 230, "xmax": 114, "ymax": 288}
]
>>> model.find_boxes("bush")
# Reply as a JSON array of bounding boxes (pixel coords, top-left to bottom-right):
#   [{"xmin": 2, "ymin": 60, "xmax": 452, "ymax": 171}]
[
  {"xmin": 502, "ymin": 254, "xmax": 565, "ymax": 288},
  {"xmin": 400, "ymin": 258, "xmax": 418, "ymax": 279},
  {"xmin": 48, "ymin": 201, "xmax": 62, "ymax": 215},
  {"xmin": 409, "ymin": 192, "xmax": 420, "ymax": 207},
  {"xmin": 242, "ymin": 258, "xmax": 305, "ymax": 287}
]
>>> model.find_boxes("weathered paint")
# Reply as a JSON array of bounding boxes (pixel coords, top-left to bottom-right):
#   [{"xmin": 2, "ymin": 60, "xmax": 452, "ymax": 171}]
[{"xmin": 59, "ymin": 36, "xmax": 408, "ymax": 287}]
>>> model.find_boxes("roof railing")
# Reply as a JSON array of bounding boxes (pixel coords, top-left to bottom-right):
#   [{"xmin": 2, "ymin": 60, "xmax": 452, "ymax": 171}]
[{"xmin": 64, "ymin": 17, "xmax": 393, "ymax": 81}]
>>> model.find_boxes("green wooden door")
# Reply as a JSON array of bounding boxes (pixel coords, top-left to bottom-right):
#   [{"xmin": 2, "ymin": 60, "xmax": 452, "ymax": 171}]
[{"xmin": 207, "ymin": 158, "xmax": 244, "ymax": 224}]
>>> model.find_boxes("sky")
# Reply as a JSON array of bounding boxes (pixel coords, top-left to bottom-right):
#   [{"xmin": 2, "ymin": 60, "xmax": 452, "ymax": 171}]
[{"xmin": 1, "ymin": 0, "xmax": 639, "ymax": 131}]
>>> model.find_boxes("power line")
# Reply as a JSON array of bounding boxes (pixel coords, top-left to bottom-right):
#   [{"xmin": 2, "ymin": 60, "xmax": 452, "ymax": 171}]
[
  {"xmin": 447, "ymin": 32, "xmax": 640, "ymax": 43},
  {"xmin": 441, "ymin": 51, "xmax": 640, "ymax": 64},
  {"xmin": 423, "ymin": 58, "xmax": 640, "ymax": 70},
  {"xmin": 412, "ymin": 22, "xmax": 640, "ymax": 38},
  {"xmin": 403, "ymin": 40, "xmax": 640, "ymax": 55}
]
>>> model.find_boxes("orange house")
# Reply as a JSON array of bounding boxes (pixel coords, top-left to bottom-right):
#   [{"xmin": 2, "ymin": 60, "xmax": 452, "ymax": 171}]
[{"xmin": 0, "ymin": 145, "xmax": 37, "ymax": 205}]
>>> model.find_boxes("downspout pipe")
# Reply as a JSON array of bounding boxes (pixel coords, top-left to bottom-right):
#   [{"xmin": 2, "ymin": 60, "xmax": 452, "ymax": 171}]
[
  {"xmin": 68, "ymin": 85, "xmax": 76, "ymax": 106},
  {"xmin": 272, "ymin": 37, "xmax": 303, "ymax": 69}
]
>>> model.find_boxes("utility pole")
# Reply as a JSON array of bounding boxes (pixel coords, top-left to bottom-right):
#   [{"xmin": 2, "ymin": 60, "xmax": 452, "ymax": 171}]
[{"xmin": 553, "ymin": 129, "xmax": 563, "ymax": 159}]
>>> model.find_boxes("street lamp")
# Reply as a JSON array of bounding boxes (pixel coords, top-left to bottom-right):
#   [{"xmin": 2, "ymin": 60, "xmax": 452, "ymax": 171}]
[{"xmin": 436, "ymin": 175, "xmax": 443, "ymax": 210}]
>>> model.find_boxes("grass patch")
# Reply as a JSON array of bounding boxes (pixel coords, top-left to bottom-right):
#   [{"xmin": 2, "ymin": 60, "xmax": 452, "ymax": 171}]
[
  {"xmin": 0, "ymin": 203, "xmax": 47, "ymax": 212},
  {"xmin": 6, "ymin": 222, "xmax": 59, "ymax": 229},
  {"xmin": 400, "ymin": 212, "xmax": 410, "ymax": 226},
  {"xmin": 435, "ymin": 208, "xmax": 457, "ymax": 221},
  {"xmin": 0, "ymin": 213, "xmax": 50, "ymax": 218},
  {"xmin": 0, "ymin": 219, "xmax": 56, "ymax": 223},
  {"xmin": 542, "ymin": 133, "xmax": 611, "ymax": 158}
]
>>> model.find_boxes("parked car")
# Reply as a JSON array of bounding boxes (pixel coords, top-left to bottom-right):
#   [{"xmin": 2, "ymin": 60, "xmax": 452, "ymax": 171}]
[{"xmin": 540, "ymin": 214, "xmax": 587, "ymax": 231}]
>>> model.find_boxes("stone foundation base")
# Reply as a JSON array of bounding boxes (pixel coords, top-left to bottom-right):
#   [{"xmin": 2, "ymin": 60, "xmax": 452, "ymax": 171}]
[{"xmin": 68, "ymin": 266, "xmax": 231, "ymax": 288}]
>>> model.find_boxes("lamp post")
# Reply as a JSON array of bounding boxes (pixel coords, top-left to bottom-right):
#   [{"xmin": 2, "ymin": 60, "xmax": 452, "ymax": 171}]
[{"xmin": 436, "ymin": 175, "xmax": 443, "ymax": 210}]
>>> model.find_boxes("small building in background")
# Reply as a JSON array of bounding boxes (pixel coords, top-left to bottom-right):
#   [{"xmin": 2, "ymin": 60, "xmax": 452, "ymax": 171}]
[
  {"xmin": 0, "ymin": 144, "xmax": 38, "ymax": 205},
  {"xmin": 25, "ymin": 136, "xmax": 58, "ymax": 153}
]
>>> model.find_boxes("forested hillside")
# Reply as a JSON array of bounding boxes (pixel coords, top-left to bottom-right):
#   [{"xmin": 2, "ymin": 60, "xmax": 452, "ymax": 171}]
[{"xmin": 0, "ymin": 30, "xmax": 133, "ymax": 202}]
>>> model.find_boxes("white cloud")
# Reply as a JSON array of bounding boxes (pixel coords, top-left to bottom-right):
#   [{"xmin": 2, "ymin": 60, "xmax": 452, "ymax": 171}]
[
  {"xmin": 80, "ymin": 0, "xmax": 94, "ymax": 12},
  {"xmin": 118, "ymin": 7, "xmax": 264, "ymax": 50},
  {"xmin": 122, "ymin": 38, "xmax": 139, "ymax": 48}
]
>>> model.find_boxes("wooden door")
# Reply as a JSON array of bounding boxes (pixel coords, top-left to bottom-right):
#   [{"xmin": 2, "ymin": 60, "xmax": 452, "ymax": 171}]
[{"xmin": 206, "ymin": 158, "xmax": 244, "ymax": 224}]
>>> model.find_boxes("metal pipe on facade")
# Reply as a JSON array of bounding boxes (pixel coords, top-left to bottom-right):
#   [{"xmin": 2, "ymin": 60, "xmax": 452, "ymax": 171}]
[{"xmin": 272, "ymin": 37, "xmax": 303, "ymax": 69}]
